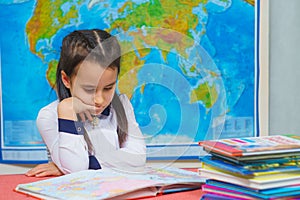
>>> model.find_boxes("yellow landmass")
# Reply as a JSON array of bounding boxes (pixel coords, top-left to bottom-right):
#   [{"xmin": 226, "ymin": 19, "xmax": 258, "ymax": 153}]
[
  {"xmin": 118, "ymin": 41, "xmax": 145, "ymax": 99},
  {"xmin": 132, "ymin": 36, "xmax": 151, "ymax": 58},
  {"xmin": 190, "ymin": 82, "xmax": 218, "ymax": 109},
  {"xmin": 244, "ymin": 0, "xmax": 255, "ymax": 6},
  {"xmin": 140, "ymin": 83, "xmax": 145, "ymax": 94},
  {"xmin": 190, "ymin": 64, "xmax": 197, "ymax": 73}
]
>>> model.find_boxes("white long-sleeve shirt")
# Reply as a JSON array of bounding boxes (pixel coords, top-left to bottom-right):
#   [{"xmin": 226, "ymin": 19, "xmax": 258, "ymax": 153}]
[{"xmin": 36, "ymin": 94, "xmax": 146, "ymax": 174}]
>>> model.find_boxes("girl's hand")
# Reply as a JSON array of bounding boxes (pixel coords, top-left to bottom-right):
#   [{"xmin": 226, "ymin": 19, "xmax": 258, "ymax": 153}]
[
  {"xmin": 58, "ymin": 97, "xmax": 97, "ymax": 122},
  {"xmin": 25, "ymin": 162, "xmax": 63, "ymax": 177}
]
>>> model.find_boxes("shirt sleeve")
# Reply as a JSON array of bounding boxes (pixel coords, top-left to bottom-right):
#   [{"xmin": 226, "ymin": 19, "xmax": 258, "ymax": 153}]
[
  {"xmin": 36, "ymin": 101, "xmax": 89, "ymax": 174},
  {"xmin": 96, "ymin": 94, "xmax": 146, "ymax": 170}
]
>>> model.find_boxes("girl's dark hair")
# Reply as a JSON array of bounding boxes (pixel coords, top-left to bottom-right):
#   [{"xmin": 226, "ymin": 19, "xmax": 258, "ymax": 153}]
[{"xmin": 56, "ymin": 29, "xmax": 128, "ymax": 147}]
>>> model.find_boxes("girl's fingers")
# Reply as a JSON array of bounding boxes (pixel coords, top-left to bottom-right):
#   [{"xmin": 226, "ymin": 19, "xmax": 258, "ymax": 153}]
[
  {"xmin": 35, "ymin": 170, "xmax": 60, "ymax": 177},
  {"xmin": 25, "ymin": 170, "xmax": 35, "ymax": 177},
  {"xmin": 79, "ymin": 113, "xmax": 86, "ymax": 122},
  {"xmin": 25, "ymin": 166, "xmax": 44, "ymax": 176},
  {"xmin": 34, "ymin": 172, "xmax": 48, "ymax": 177},
  {"xmin": 85, "ymin": 110, "xmax": 93, "ymax": 122},
  {"xmin": 25, "ymin": 163, "xmax": 63, "ymax": 177},
  {"xmin": 71, "ymin": 97, "xmax": 99, "ymax": 121}
]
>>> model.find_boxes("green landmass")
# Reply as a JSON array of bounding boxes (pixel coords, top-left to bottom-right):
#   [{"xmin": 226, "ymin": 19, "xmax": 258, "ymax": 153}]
[
  {"xmin": 107, "ymin": 0, "xmax": 207, "ymax": 68},
  {"xmin": 26, "ymin": 0, "xmax": 82, "ymax": 58},
  {"xmin": 190, "ymin": 82, "xmax": 218, "ymax": 109},
  {"xmin": 47, "ymin": 60, "xmax": 58, "ymax": 88}
]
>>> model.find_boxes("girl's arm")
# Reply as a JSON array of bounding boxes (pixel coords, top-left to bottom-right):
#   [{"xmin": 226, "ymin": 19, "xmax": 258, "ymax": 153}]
[
  {"xmin": 96, "ymin": 95, "xmax": 146, "ymax": 170},
  {"xmin": 36, "ymin": 100, "xmax": 89, "ymax": 174}
]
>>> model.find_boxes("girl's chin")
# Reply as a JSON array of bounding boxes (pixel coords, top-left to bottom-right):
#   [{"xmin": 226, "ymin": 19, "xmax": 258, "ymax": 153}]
[{"xmin": 93, "ymin": 110, "xmax": 103, "ymax": 116}]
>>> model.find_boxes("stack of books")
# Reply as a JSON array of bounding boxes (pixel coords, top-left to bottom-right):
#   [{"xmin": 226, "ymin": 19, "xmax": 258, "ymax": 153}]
[{"xmin": 198, "ymin": 135, "xmax": 300, "ymax": 199}]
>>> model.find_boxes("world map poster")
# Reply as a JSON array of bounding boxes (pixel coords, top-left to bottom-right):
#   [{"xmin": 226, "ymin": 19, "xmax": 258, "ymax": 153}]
[{"xmin": 0, "ymin": 0, "xmax": 259, "ymax": 163}]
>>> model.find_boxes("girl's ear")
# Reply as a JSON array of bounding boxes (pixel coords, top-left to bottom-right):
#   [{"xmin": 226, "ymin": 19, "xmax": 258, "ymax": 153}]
[{"xmin": 61, "ymin": 71, "xmax": 71, "ymax": 89}]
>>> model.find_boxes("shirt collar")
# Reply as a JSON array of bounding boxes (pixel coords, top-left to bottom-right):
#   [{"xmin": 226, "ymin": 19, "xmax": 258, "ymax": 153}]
[{"xmin": 100, "ymin": 105, "xmax": 110, "ymax": 116}]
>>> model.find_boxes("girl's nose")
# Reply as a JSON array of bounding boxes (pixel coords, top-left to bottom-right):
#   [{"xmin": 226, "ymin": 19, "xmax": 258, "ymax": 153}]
[{"xmin": 94, "ymin": 91, "xmax": 104, "ymax": 106}]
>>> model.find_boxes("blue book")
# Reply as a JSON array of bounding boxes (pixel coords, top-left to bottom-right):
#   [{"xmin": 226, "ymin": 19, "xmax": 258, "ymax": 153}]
[
  {"xmin": 200, "ymin": 193, "xmax": 235, "ymax": 200},
  {"xmin": 201, "ymin": 155, "xmax": 300, "ymax": 177}
]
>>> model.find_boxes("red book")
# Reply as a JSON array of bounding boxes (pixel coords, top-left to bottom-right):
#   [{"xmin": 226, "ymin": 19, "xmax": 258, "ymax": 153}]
[{"xmin": 199, "ymin": 135, "xmax": 300, "ymax": 157}]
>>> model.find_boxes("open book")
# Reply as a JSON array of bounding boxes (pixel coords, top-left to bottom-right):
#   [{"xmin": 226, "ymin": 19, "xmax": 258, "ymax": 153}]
[{"xmin": 15, "ymin": 167, "xmax": 205, "ymax": 199}]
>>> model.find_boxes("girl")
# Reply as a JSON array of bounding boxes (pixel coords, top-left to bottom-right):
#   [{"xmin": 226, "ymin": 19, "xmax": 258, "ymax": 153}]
[{"xmin": 26, "ymin": 29, "xmax": 146, "ymax": 176}]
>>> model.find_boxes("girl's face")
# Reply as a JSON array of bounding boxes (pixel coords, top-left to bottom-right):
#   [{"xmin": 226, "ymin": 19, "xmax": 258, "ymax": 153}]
[{"xmin": 64, "ymin": 61, "xmax": 118, "ymax": 115}]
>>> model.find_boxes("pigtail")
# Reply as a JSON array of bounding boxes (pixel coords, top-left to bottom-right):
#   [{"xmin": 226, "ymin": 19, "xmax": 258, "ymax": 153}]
[
  {"xmin": 82, "ymin": 125, "xmax": 95, "ymax": 155},
  {"xmin": 112, "ymin": 93, "xmax": 128, "ymax": 147},
  {"xmin": 56, "ymin": 61, "xmax": 71, "ymax": 101}
]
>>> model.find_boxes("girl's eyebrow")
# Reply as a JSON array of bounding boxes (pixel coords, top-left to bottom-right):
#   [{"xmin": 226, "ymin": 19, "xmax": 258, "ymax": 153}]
[
  {"xmin": 81, "ymin": 81, "xmax": 116, "ymax": 88},
  {"xmin": 105, "ymin": 81, "xmax": 116, "ymax": 87},
  {"xmin": 81, "ymin": 84, "xmax": 97, "ymax": 88}
]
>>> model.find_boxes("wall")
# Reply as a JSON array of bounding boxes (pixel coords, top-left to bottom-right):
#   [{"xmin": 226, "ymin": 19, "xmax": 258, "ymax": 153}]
[{"xmin": 269, "ymin": 0, "xmax": 300, "ymax": 135}]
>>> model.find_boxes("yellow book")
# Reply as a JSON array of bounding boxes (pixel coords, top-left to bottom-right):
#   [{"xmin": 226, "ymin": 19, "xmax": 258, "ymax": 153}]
[{"xmin": 201, "ymin": 158, "xmax": 300, "ymax": 177}]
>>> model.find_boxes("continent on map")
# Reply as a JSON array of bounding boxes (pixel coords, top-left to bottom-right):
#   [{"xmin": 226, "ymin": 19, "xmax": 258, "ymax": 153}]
[{"xmin": 26, "ymin": 1, "xmax": 82, "ymax": 87}]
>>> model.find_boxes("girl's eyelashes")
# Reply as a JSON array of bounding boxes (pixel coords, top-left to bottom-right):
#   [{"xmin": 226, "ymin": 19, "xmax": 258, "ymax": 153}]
[
  {"xmin": 83, "ymin": 87, "xmax": 113, "ymax": 93},
  {"xmin": 83, "ymin": 88, "xmax": 96, "ymax": 93},
  {"xmin": 104, "ymin": 82, "xmax": 116, "ymax": 91},
  {"xmin": 104, "ymin": 87, "xmax": 113, "ymax": 91}
]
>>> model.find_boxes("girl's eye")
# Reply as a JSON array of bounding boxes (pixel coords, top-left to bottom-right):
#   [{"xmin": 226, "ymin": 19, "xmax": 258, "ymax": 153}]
[
  {"xmin": 84, "ymin": 88, "xmax": 96, "ymax": 93},
  {"xmin": 104, "ymin": 87, "xmax": 113, "ymax": 91}
]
